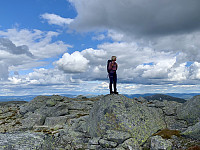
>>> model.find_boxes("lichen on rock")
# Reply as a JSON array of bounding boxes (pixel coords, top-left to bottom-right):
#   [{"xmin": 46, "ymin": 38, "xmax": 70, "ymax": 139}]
[{"xmin": 87, "ymin": 94, "xmax": 166, "ymax": 145}]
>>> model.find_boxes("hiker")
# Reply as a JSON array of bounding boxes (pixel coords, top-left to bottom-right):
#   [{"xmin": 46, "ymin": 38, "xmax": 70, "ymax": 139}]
[{"xmin": 107, "ymin": 56, "xmax": 118, "ymax": 94}]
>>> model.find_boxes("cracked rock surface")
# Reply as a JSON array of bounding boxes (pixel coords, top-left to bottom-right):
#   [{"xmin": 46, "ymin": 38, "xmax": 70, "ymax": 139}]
[{"xmin": 0, "ymin": 94, "xmax": 199, "ymax": 150}]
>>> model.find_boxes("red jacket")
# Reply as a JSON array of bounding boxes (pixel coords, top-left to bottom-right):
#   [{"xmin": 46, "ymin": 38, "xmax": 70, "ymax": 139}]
[{"xmin": 108, "ymin": 61, "xmax": 118, "ymax": 73}]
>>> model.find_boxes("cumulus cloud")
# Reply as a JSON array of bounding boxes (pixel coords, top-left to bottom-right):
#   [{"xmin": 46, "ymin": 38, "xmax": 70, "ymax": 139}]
[
  {"xmin": 55, "ymin": 51, "xmax": 89, "ymax": 73},
  {"xmin": 69, "ymin": 0, "xmax": 200, "ymax": 65},
  {"xmin": 0, "ymin": 28, "xmax": 71, "ymax": 83},
  {"xmin": 0, "ymin": 38, "xmax": 33, "ymax": 57},
  {"xmin": 41, "ymin": 13, "xmax": 74, "ymax": 26},
  {"xmin": 69, "ymin": 0, "xmax": 200, "ymax": 36},
  {"xmin": 0, "ymin": 28, "xmax": 71, "ymax": 58}
]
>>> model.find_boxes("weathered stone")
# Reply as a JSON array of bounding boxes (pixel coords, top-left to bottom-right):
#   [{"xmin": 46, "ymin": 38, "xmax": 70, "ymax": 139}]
[
  {"xmin": 165, "ymin": 116, "xmax": 188, "ymax": 131},
  {"xmin": 35, "ymin": 103, "xmax": 69, "ymax": 117},
  {"xmin": 151, "ymin": 135, "xmax": 172, "ymax": 150},
  {"xmin": 19, "ymin": 95, "xmax": 65, "ymax": 115},
  {"xmin": 88, "ymin": 137, "xmax": 101, "ymax": 145},
  {"xmin": 182, "ymin": 122, "xmax": 200, "ymax": 140},
  {"xmin": 99, "ymin": 139, "xmax": 118, "ymax": 148},
  {"xmin": 46, "ymin": 99, "xmax": 57, "ymax": 107},
  {"xmin": 104, "ymin": 130, "xmax": 131, "ymax": 144},
  {"xmin": 67, "ymin": 100, "xmax": 93, "ymax": 110},
  {"xmin": 60, "ymin": 127, "xmax": 89, "ymax": 149},
  {"xmin": 122, "ymin": 138, "xmax": 142, "ymax": 150},
  {"xmin": 21, "ymin": 113, "xmax": 45, "ymax": 128},
  {"xmin": 0, "ymin": 132, "xmax": 46, "ymax": 150},
  {"xmin": 33, "ymin": 125, "xmax": 49, "ymax": 132},
  {"xmin": 44, "ymin": 116, "xmax": 68, "ymax": 127},
  {"xmin": 114, "ymin": 146, "xmax": 126, "ymax": 150},
  {"xmin": 87, "ymin": 94, "xmax": 166, "ymax": 145},
  {"xmin": 177, "ymin": 95, "xmax": 200, "ymax": 125},
  {"xmin": 137, "ymin": 97, "xmax": 147, "ymax": 103},
  {"xmin": 162, "ymin": 101, "xmax": 182, "ymax": 116}
]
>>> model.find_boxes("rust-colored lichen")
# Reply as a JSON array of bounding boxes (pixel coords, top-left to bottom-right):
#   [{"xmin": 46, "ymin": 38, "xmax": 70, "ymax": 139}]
[
  {"xmin": 153, "ymin": 128, "xmax": 181, "ymax": 139},
  {"xmin": 187, "ymin": 145, "xmax": 200, "ymax": 150}
]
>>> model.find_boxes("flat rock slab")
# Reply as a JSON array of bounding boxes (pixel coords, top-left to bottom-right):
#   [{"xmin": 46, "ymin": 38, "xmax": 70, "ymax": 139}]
[{"xmin": 0, "ymin": 132, "xmax": 46, "ymax": 150}]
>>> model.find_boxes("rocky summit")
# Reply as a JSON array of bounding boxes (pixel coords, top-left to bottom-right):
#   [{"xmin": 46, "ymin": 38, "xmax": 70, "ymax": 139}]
[{"xmin": 0, "ymin": 94, "xmax": 199, "ymax": 150}]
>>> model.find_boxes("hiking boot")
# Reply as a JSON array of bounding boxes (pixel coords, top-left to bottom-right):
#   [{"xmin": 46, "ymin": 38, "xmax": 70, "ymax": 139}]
[
  {"xmin": 110, "ymin": 91, "xmax": 114, "ymax": 94},
  {"xmin": 114, "ymin": 91, "xmax": 118, "ymax": 94}
]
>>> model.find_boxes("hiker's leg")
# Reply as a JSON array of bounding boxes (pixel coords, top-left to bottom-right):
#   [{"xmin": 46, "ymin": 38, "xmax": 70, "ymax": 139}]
[
  {"xmin": 109, "ymin": 73, "xmax": 114, "ymax": 94},
  {"xmin": 114, "ymin": 73, "xmax": 118, "ymax": 94}
]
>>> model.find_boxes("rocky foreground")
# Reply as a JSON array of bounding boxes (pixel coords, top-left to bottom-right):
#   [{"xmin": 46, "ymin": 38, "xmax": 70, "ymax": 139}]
[{"xmin": 0, "ymin": 94, "xmax": 199, "ymax": 150}]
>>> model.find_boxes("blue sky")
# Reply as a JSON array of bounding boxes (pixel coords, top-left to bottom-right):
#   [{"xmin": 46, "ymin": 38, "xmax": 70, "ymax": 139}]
[{"xmin": 1, "ymin": 0, "xmax": 200, "ymax": 96}]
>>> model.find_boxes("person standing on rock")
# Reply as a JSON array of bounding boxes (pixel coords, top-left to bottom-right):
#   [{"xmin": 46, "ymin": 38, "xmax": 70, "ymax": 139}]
[{"xmin": 107, "ymin": 56, "xmax": 118, "ymax": 94}]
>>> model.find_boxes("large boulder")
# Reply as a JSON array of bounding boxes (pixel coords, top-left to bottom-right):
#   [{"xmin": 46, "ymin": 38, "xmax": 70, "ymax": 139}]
[
  {"xmin": 177, "ymin": 95, "xmax": 200, "ymax": 125},
  {"xmin": 19, "ymin": 95, "xmax": 66, "ymax": 115},
  {"xmin": 86, "ymin": 94, "xmax": 166, "ymax": 145},
  {"xmin": 182, "ymin": 122, "xmax": 200, "ymax": 140}
]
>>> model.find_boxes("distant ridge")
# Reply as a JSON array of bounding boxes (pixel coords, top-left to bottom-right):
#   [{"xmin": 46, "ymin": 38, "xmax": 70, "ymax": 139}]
[{"xmin": 144, "ymin": 94, "xmax": 186, "ymax": 103}]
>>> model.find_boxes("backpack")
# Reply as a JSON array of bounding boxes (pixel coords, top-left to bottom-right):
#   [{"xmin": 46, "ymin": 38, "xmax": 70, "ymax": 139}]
[{"xmin": 107, "ymin": 60, "xmax": 112, "ymax": 73}]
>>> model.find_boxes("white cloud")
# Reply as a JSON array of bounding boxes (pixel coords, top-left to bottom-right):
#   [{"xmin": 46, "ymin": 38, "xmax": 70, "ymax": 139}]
[
  {"xmin": 0, "ymin": 28, "xmax": 71, "ymax": 85},
  {"xmin": 41, "ymin": 13, "xmax": 74, "ymax": 26},
  {"xmin": 55, "ymin": 51, "xmax": 89, "ymax": 73},
  {"xmin": 168, "ymin": 63, "xmax": 189, "ymax": 81},
  {"xmin": 189, "ymin": 62, "xmax": 200, "ymax": 80},
  {"xmin": 69, "ymin": 0, "xmax": 200, "ymax": 36},
  {"xmin": 69, "ymin": 0, "xmax": 200, "ymax": 66},
  {"xmin": 0, "ymin": 29, "xmax": 71, "ymax": 59},
  {"xmin": 92, "ymin": 34, "xmax": 106, "ymax": 41}
]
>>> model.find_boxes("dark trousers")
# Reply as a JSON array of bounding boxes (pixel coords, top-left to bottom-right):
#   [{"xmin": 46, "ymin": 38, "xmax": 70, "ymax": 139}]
[{"xmin": 109, "ymin": 72, "xmax": 117, "ymax": 93}]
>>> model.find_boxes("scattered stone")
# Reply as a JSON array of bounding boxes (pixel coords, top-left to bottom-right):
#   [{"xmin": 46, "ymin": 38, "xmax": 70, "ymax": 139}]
[
  {"xmin": 44, "ymin": 116, "xmax": 68, "ymax": 127},
  {"xmin": 103, "ymin": 130, "xmax": 131, "ymax": 144},
  {"xmin": 99, "ymin": 139, "xmax": 118, "ymax": 148},
  {"xmin": 177, "ymin": 95, "xmax": 200, "ymax": 126},
  {"xmin": 21, "ymin": 113, "xmax": 46, "ymax": 128},
  {"xmin": 151, "ymin": 135, "xmax": 173, "ymax": 150},
  {"xmin": 182, "ymin": 122, "xmax": 200, "ymax": 140},
  {"xmin": 122, "ymin": 138, "xmax": 142, "ymax": 150},
  {"xmin": 0, "ymin": 94, "xmax": 200, "ymax": 150},
  {"xmin": 165, "ymin": 116, "xmax": 188, "ymax": 131}
]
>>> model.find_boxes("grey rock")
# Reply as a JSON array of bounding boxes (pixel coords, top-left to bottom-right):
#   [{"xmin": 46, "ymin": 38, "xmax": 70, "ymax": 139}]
[
  {"xmin": 154, "ymin": 100, "xmax": 166, "ymax": 108},
  {"xmin": 46, "ymin": 99, "xmax": 57, "ymax": 107},
  {"xmin": 88, "ymin": 137, "xmax": 101, "ymax": 145},
  {"xmin": 0, "ymin": 132, "xmax": 46, "ymax": 150},
  {"xmin": 60, "ymin": 127, "xmax": 90, "ymax": 149},
  {"xmin": 87, "ymin": 94, "xmax": 166, "ymax": 145},
  {"xmin": 44, "ymin": 116, "xmax": 68, "ymax": 127},
  {"xmin": 35, "ymin": 103, "xmax": 69, "ymax": 117},
  {"xmin": 177, "ymin": 95, "xmax": 200, "ymax": 125},
  {"xmin": 162, "ymin": 101, "xmax": 182, "ymax": 116},
  {"xmin": 182, "ymin": 122, "xmax": 200, "ymax": 140},
  {"xmin": 19, "ymin": 95, "xmax": 65, "ymax": 115},
  {"xmin": 21, "ymin": 113, "xmax": 46, "ymax": 128},
  {"xmin": 165, "ymin": 116, "xmax": 188, "ymax": 131},
  {"xmin": 99, "ymin": 139, "xmax": 118, "ymax": 148},
  {"xmin": 137, "ymin": 97, "xmax": 147, "ymax": 103},
  {"xmin": 67, "ymin": 100, "xmax": 93, "ymax": 110},
  {"xmin": 150, "ymin": 135, "xmax": 172, "ymax": 150},
  {"xmin": 122, "ymin": 138, "xmax": 142, "ymax": 150},
  {"xmin": 103, "ymin": 130, "xmax": 131, "ymax": 144}
]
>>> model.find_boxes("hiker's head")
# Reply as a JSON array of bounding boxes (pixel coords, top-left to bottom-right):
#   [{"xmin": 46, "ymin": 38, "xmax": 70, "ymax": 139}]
[{"xmin": 111, "ymin": 56, "xmax": 117, "ymax": 61}]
